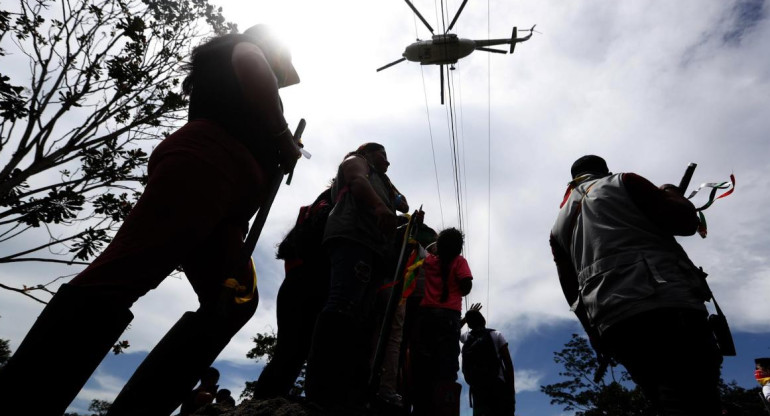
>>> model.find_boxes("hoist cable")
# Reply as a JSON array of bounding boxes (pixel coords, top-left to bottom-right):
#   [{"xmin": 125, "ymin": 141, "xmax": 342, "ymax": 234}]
[
  {"xmin": 486, "ymin": 0, "xmax": 492, "ymax": 321},
  {"xmin": 413, "ymin": 14, "xmax": 446, "ymax": 228}
]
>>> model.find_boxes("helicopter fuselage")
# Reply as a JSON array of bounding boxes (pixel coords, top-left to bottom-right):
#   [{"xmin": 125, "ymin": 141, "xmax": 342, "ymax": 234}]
[{"xmin": 403, "ymin": 34, "xmax": 475, "ymax": 66}]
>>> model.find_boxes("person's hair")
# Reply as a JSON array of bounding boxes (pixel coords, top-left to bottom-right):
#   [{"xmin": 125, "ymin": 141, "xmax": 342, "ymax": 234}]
[
  {"xmin": 343, "ymin": 150, "xmax": 362, "ymax": 160},
  {"xmin": 215, "ymin": 389, "xmax": 232, "ymax": 401},
  {"xmin": 201, "ymin": 367, "xmax": 220, "ymax": 384},
  {"xmin": 415, "ymin": 224, "xmax": 438, "ymax": 248},
  {"xmin": 436, "ymin": 227, "xmax": 464, "ymax": 302},
  {"xmin": 756, "ymin": 357, "xmax": 770, "ymax": 368},
  {"xmin": 465, "ymin": 309, "xmax": 486, "ymax": 330},
  {"xmin": 181, "ymin": 34, "xmax": 278, "ymax": 171},
  {"xmin": 356, "ymin": 142, "xmax": 385, "ymax": 155},
  {"xmin": 570, "ymin": 155, "xmax": 609, "ymax": 179},
  {"xmin": 183, "ymin": 34, "xmax": 255, "ymax": 124}
]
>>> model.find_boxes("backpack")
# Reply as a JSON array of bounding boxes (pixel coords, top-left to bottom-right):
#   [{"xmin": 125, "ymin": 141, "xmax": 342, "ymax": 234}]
[
  {"xmin": 276, "ymin": 188, "xmax": 333, "ymax": 263},
  {"xmin": 461, "ymin": 328, "xmax": 502, "ymax": 386}
]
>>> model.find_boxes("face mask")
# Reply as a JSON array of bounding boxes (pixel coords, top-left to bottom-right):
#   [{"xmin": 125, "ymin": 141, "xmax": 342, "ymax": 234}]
[{"xmin": 756, "ymin": 369, "xmax": 770, "ymax": 386}]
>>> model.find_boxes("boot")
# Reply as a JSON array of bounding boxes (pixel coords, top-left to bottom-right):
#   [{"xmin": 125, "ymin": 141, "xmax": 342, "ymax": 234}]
[
  {"xmin": 0, "ymin": 284, "xmax": 133, "ymax": 416},
  {"xmin": 107, "ymin": 298, "xmax": 257, "ymax": 416}
]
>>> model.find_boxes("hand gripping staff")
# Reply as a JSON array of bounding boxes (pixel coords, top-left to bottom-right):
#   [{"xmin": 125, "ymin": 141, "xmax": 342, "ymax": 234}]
[
  {"xmin": 677, "ymin": 162, "xmax": 736, "ymax": 356},
  {"xmin": 220, "ymin": 119, "xmax": 307, "ymax": 312},
  {"xmin": 675, "ymin": 162, "xmax": 736, "ymax": 238}
]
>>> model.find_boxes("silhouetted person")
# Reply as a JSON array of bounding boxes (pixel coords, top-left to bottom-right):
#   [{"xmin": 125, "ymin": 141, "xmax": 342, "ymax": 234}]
[
  {"xmin": 215, "ymin": 388, "xmax": 236, "ymax": 407},
  {"xmin": 179, "ymin": 367, "xmax": 219, "ymax": 416},
  {"xmin": 376, "ymin": 222, "xmax": 437, "ymax": 409},
  {"xmin": 306, "ymin": 143, "xmax": 407, "ymax": 411},
  {"xmin": 756, "ymin": 358, "xmax": 770, "ymax": 404},
  {"xmin": 0, "ymin": 25, "xmax": 302, "ymax": 416},
  {"xmin": 460, "ymin": 308, "xmax": 515, "ymax": 416},
  {"xmin": 412, "ymin": 227, "xmax": 472, "ymax": 416},
  {"xmin": 250, "ymin": 188, "xmax": 333, "ymax": 399},
  {"xmin": 550, "ymin": 155, "xmax": 723, "ymax": 416},
  {"xmin": 401, "ymin": 227, "xmax": 438, "ymax": 412}
]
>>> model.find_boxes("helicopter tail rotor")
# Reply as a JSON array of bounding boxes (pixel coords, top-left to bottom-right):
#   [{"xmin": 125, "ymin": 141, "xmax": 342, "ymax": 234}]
[
  {"xmin": 377, "ymin": 57, "xmax": 407, "ymax": 72},
  {"xmin": 510, "ymin": 27, "xmax": 518, "ymax": 54}
]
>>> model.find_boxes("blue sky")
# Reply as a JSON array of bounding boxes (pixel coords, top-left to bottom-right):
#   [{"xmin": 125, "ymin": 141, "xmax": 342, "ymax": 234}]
[
  {"xmin": 68, "ymin": 322, "xmax": 770, "ymax": 415},
  {"xmin": 2, "ymin": 0, "xmax": 770, "ymax": 415}
]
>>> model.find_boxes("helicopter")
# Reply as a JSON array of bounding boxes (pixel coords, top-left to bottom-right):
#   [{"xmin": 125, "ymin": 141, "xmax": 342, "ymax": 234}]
[{"xmin": 377, "ymin": 0, "xmax": 536, "ymax": 104}]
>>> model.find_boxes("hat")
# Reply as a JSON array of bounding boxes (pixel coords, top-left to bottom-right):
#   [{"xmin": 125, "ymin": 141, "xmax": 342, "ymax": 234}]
[
  {"xmin": 570, "ymin": 155, "xmax": 609, "ymax": 179},
  {"xmin": 243, "ymin": 24, "xmax": 300, "ymax": 88}
]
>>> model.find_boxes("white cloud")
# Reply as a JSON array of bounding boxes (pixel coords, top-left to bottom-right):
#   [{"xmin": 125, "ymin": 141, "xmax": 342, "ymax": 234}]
[
  {"xmin": 514, "ymin": 368, "xmax": 546, "ymax": 393},
  {"xmin": 75, "ymin": 369, "xmax": 126, "ymax": 402}
]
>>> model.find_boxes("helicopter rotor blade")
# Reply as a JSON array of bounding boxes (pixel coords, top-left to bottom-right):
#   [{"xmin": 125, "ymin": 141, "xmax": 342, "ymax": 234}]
[
  {"xmin": 440, "ymin": 64, "xmax": 445, "ymax": 105},
  {"xmin": 477, "ymin": 47, "xmax": 508, "ymax": 54},
  {"xmin": 404, "ymin": 0, "xmax": 434, "ymax": 34},
  {"xmin": 376, "ymin": 57, "xmax": 406, "ymax": 72},
  {"xmin": 446, "ymin": 0, "xmax": 469, "ymax": 33}
]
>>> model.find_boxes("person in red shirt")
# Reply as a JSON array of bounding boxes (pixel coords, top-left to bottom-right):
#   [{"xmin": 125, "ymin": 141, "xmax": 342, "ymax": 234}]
[{"xmin": 412, "ymin": 227, "xmax": 472, "ymax": 415}]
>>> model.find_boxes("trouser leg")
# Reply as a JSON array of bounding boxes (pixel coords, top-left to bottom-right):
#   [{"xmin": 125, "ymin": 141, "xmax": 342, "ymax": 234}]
[
  {"xmin": 403, "ymin": 296, "xmax": 422, "ymax": 412},
  {"xmin": 379, "ymin": 301, "xmax": 406, "ymax": 396},
  {"xmin": 253, "ymin": 264, "xmax": 328, "ymax": 399},
  {"xmin": 305, "ymin": 240, "xmax": 381, "ymax": 408},
  {"xmin": 412, "ymin": 307, "xmax": 461, "ymax": 415},
  {"xmin": 603, "ymin": 308, "xmax": 722, "ymax": 416},
  {"xmin": 106, "ymin": 295, "xmax": 258, "ymax": 416},
  {"xmin": 0, "ymin": 284, "xmax": 133, "ymax": 416}
]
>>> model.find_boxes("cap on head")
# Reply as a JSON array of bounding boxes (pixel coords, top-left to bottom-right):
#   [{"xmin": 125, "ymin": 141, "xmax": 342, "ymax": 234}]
[
  {"xmin": 356, "ymin": 142, "xmax": 385, "ymax": 155},
  {"xmin": 571, "ymin": 155, "xmax": 609, "ymax": 179},
  {"xmin": 243, "ymin": 24, "xmax": 299, "ymax": 88}
]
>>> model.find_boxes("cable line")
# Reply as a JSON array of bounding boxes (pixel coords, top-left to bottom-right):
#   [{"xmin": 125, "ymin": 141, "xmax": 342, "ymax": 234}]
[
  {"xmin": 486, "ymin": 0, "xmax": 492, "ymax": 321},
  {"xmin": 413, "ymin": 13, "xmax": 445, "ymax": 228}
]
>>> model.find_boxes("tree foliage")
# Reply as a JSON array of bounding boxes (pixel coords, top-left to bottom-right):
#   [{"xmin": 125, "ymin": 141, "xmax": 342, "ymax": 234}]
[
  {"xmin": 0, "ymin": 0, "xmax": 235, "ymax": 303},
  {"xmin": 718, "ymin": 379, "xmax": 766, "ymax": 416},
  {"xmin": 542, "ymin": 334, "xmax": 765, "ymax": 416},
  {"xmin": 63, "ymin": 399, "xmax": 112, "ymax": 416},
  {"xmin": 0, "ymin": 337, "xmax": 10, "ymax": 367},
  {"xmin": 540, "ymin": 333, "xmax": 654, "ymax": 416},
  {"xmin": 241, "ymin": 331, "xmax": 306, "ymax": 399}
]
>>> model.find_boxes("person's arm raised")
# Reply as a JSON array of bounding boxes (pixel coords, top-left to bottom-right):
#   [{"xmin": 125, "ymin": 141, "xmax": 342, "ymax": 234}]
[{"xmin": 342, "ymin": 156, "xmax": 396, "ymax": 237}]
